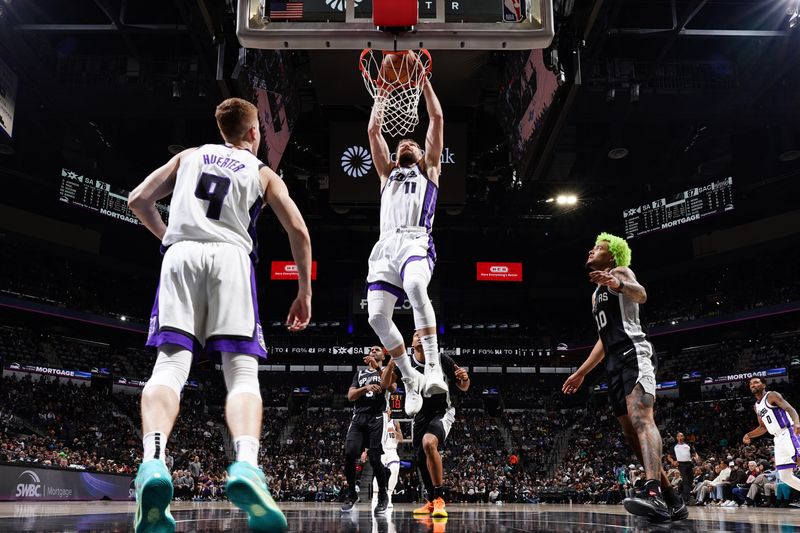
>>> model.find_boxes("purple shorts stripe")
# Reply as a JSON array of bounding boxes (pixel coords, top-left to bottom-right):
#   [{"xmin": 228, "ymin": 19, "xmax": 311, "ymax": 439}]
[
  {"xmin": 367, "ymin": 281, "xmax": 405, "ymax": 302},
  {"xmin": 206, "ymin": 264, "xmax": 267, "ymax": 359},
  {"xmin": 790, "ymin": 430, "xmax": 800, "ymax": 457},
  {"xmin": 146, "ymin": 329, "xmax": 202, "ymax": 355},
  {"xmin": 776, "ymin": 463, "xmax": 796, "ymax": 470}
]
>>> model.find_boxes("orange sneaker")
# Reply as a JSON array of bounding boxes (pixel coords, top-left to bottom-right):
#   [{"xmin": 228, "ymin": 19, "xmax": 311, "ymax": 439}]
[
  {"xmin": 432, "ymin": 497, "xmax": 448, "ymax": 518},
  {"xmin": 413, "ymin": 500, "xmax": 434, "ymax": 515}
]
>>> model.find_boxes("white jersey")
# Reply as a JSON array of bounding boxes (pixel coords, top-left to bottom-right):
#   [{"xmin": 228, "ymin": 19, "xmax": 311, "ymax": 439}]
[
  {"xmin": 379, "ymin": 164, "xmax": 438, "ymax": 238},
  {"xmin": 755, "ymin": 392, "xmax": 795, "ymax": 437},
  {"xmin": 162, "ymin": 144, "xmax": 265, "ymax": 262},
  {"xmin": 382, "ymin": 414, "xmax": 399, "ymax": 452}
]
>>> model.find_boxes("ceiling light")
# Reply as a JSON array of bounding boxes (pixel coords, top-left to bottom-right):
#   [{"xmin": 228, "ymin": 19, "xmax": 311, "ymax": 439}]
[
  {"xmin": 546, "ymin": 197, "xmax": 555, "ymax": 203},
  {"xmin": 556, "ymin": 194, "xmax": 578, "ymax": 205}
]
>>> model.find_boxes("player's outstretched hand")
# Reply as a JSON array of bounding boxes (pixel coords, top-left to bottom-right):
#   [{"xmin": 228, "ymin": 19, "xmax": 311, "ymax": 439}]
[
  {"xmin": 454, "ymin": 365, "xmax": 469, "ymax": 382},
  {"xmin": 589, "ymin": 270, "xmax": 620, "ymax": 288},
  {"xmin": 562, "ymin": 372, "xmax": 584, "ymax": 394},
  {"xmin": 286, "ymin": 293, "xmax": 311, "ymax": 331},
  {"xmin": 742, "ymin": 434, "xmax": 751, "ymax": 445}
]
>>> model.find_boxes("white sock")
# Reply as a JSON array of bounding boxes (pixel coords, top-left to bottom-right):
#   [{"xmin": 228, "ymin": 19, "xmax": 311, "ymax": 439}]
[
  {"xmin": 143, "ymin": 431, "xmax": 166, "ymax": 464},
  {"xmin": 234, "ymin": 435, "xmax": 260, "ymax": 467},
  {"xmin": 394, "ymin": 354, "xmax": 415, "ymax": 378},
  {"xmin": 421, "ymin": 335, "xmax": 440, "ymax": 367}
]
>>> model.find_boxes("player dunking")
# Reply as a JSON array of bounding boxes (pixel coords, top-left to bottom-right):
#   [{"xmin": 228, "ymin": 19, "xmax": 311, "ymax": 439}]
[
  {"xmin": 383, "ymin": 332, "xmax": 470, "ymax": 518},
  {"xmin": 372, "ymin": 406, "xmax": 404, "ymax": 510},
  {"xmin": 128, "ymin": 98, "xmax": 312, "ymax": 533},
  {"xmin": 743, "ymin": 377, "xmax": 800, "ymax": 491},
  {"xmin": 365, "ymin": 80, "xmax": 447, "ymax": 416},
  {"xmin": 342, "ymin": 346, "xmax": 396, "ymax": 514},
  {"xmin": 562, "ymin": 233, "xmax": 686, "ymax": 522}
]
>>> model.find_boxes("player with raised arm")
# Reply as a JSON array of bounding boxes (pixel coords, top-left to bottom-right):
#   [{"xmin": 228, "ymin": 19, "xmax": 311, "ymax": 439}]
[
  {"xmin": 365, "ymin": 79, "xmax": 446, "ymax": 417},
  {"xmin": 562, "ymin": 233, "xmax": 686, "ymax": 523},
  {"xmin": 743, "ymin": 377, "xmax": 800, "ymax": 491},
  {"xmin": 128, "ymin": 98, "xmax": 311, "ymax": 533}
]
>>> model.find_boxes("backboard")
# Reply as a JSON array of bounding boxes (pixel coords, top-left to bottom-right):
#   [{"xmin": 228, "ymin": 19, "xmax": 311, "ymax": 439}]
[{"xmin": 236, "ymin": 0, "xmax": 554, "ymax": 50}]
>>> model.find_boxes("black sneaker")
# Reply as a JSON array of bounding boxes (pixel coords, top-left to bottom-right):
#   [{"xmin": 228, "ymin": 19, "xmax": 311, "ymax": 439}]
[
  {"xmin": 623, "ymin": 486, "xmax": 671, "ymax": 522},
  {"xmin": 341, "ymin": 490, "xmax": 358, "ymax": 512},
  {"xmin": 668, "ymin": 495, "xmax": 689, "ymax": 521},
  {"xmin": 374, "ymin": 491, "xmax": 388, "ymax": 514}
]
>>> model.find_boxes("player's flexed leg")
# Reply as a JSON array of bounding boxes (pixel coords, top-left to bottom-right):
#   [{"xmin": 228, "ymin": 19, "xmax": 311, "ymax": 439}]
[
  {"xmin": 129, "ymin": 98, "xmax": 312, "ymax": 533},
  {"xmin": 365, "ymin": 81, "xmax": 446, "ymax": 416}
]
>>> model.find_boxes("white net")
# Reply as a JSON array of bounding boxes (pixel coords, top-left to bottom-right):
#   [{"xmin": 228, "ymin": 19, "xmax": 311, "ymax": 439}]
[{"xmin": 359, "ymin": 49, "xmax": 432, "ymax": 138}]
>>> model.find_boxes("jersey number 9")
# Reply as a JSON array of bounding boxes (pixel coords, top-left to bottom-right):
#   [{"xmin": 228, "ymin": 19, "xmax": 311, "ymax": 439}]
[{"xmin": 195, "ymin": 173, "xmax": 232, "ymax": 220}]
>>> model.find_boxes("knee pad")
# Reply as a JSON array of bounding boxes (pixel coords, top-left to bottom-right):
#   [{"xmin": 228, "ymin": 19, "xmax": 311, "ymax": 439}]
[
  {"xmin": 367, "ymin": 290, "xmax": 404, "ymax": 350},
  {"xmin": 143, "ymin": 347, "xmax": 193, "ymax": 401},
  {"xmin": 402, "ymin": 263, "xmax": 435, "ymax": 330},
  {"xmin": 221, "ymin": 352, "xmax": 261, "ymax": 400}
]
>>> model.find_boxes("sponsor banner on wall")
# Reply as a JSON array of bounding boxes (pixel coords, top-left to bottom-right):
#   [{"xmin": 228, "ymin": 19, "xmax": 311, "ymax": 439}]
[
  {"xmin": 703, "ymin": 367, "xmax": 786, "ymax": 385},
  {"xmin": 476, "ymin": 262, "xmax": 523, "ymax": 282},
  {"xmin": 270, "ymin": 261, "xmax": 318, "ymax": 280},
  {"xmin": 656, "ymin": 381, "xmax": 678, "ymax": 390},
  {"xmin": 0, "ymin": 464, "xmax": 133, "ymax": 501},
  {"xmin": 5, "ymin": 363, "xmax": 91, "ymax": 381},
  {"xmin": 352, "ymin": 281, "xmax": 440, "ymax": 315}
]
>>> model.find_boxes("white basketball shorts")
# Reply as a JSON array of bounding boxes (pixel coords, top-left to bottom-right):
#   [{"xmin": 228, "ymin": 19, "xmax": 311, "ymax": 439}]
[{"xmin": 366, "ymin": 230, "xmax": 436, "ymax": 298}]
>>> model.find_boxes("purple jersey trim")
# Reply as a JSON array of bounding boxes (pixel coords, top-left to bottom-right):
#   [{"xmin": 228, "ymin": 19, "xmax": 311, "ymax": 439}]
[
  {"xmin": 247, "ymin": 199, "xmax": 263, "ymax": 265},
  {"xmin": 776, "ymin": 463, "xmax": 796, "ymax": 470},
  {"xmin": 790, "ymin": 431, "xmax": 800, "ymax": 456},
  {"xmin": 367, "ymin": 281, "xmax": 406, "ymax": 302}
]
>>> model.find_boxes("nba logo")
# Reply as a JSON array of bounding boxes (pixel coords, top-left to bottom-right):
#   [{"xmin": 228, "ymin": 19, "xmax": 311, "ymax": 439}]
[{"xmin": 503, "ymin": 0, "xmax": 524, "ymax": 22}]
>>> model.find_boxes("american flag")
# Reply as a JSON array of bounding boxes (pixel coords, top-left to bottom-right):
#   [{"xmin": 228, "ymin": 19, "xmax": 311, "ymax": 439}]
[{"xmin": 270, "ymin": 2, "xmax": 304, "ymax": 20}]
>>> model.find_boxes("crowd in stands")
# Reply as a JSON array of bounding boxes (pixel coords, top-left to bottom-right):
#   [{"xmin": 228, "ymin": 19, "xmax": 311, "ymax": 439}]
[
  {"xmin": 1, "ymin": 343, "xmax": 798, "ymax": 507},
  {"xmin": 542, "ymin": 381, "xmax": 799, "ymax": 507}
]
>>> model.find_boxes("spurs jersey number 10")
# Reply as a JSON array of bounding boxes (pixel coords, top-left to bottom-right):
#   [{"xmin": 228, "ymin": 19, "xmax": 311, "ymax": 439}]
[
  {"xmin": 380, "ymin": 164, "xmax": 438, "ymax": 237},
  {"xmin": 162, "ymin": 145, "xmax": 265, "ymax": 262},
  {"xmin": 756, "ymin": 392, "xmax": 795, "ymax": 436}
]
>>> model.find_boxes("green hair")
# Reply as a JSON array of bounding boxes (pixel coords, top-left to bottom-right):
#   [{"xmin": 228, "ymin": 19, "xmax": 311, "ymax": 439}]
[{"xmin": 596, "ymin": 232, "xmax": 632, "ymax": 268}]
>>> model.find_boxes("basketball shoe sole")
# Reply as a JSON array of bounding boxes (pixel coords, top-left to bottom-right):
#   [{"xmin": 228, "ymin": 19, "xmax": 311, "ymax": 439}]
[
  {"xmin": 226, "ymin": 462, "xmax": 288, "ymax": 532},
  {"xmin": 134, "ymin": 460, "xmax": 175, "ymax": 533}
]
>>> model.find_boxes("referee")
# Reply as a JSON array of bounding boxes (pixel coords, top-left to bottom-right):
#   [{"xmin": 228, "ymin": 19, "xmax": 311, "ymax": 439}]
[{"xmin": 670, "ymin": 433, "xmax": 696, "ymax": 502}]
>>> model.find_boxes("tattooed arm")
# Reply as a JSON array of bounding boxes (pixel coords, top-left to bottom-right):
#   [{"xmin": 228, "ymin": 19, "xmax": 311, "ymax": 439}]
[{"xmin": 589, "ymin": 266, "xmax": 647, "ymax": 304}]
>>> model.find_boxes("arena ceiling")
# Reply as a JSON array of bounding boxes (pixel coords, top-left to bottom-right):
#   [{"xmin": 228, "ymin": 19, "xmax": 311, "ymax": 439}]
[{"xmin": 2, "ymin": 0, "xmax": 800, "ymax": 242}]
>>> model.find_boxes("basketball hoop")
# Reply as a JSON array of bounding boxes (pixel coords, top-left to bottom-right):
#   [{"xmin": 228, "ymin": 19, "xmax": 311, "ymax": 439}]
[{"xmin": 359, "ymin": 49, "xmax": 432, "ymax": 137}]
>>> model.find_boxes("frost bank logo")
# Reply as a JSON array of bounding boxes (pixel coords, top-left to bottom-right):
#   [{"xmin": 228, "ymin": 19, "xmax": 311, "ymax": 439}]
[
  {"xmin": 341, "ymin": 146, "xmax": 373, "ymax": 178},
  {"xmin": 326, "ymin": 0, "xmax": 363, "ymax": 12},
  {"xmin": 16, "ymin": 470, "xmax": 42, "ymax": 498}
]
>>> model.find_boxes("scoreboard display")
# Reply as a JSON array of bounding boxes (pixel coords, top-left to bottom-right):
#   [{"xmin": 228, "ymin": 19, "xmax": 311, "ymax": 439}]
[
  {"xmin": 389, "ymin": 392, "xmax": 405, "ymax": 417},
  {"xmin": 623, "ymin": 177, "xmax": 733, "ymax": 239},
  {"xmin": 58, "ymin": 168, "xmax": 169, "ymax": 225}
]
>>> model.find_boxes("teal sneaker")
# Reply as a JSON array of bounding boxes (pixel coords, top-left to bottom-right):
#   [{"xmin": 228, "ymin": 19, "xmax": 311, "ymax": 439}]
[
  {"xmin": 226, "ymin": 461, "xmax": 287, "ymax": 532},
  {"xmin": 134, "ymin": 460, "xmax": 176, "ymax": 533}
]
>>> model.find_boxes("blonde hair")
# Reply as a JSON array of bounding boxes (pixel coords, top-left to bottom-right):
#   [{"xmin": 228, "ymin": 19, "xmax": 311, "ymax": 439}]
[{"xmin": 215, "ymin": 98, "xmax": 257, "ymax": 142}]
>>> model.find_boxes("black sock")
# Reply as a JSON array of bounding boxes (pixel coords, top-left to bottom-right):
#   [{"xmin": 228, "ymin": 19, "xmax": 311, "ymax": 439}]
[{"xmin": 433, "ymin": 485, "xmax": 445, "ymax": 500}]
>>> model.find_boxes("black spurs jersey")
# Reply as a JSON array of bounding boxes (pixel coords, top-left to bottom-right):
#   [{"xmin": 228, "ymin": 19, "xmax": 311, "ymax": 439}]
[
  {"xmin": 350, "ymin": 367, "xmax": 387, "ymax": 415},
  {"xmin": 592, "ymin": 284, "xmax": 651, "ymax": 359}
]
